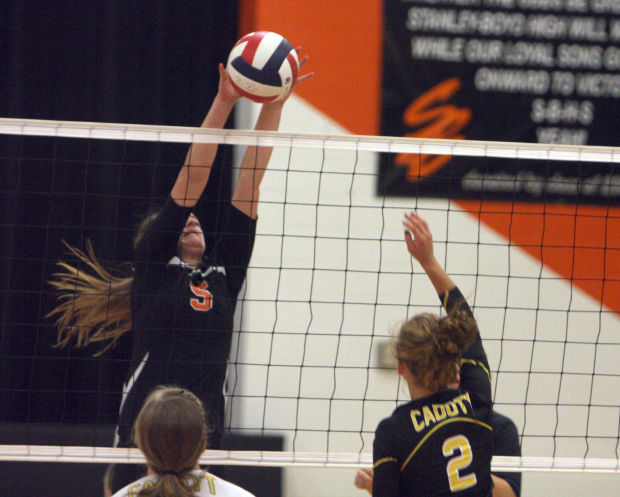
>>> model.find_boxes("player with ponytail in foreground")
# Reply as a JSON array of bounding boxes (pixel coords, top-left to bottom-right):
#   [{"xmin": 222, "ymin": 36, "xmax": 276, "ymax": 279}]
[{"xmin": 110, "ymin": 386, "xmax": 255, "ymax": 497}]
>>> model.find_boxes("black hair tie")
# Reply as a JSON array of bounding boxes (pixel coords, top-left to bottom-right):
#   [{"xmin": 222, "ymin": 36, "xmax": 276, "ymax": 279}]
[{"xmin": 160, "ymin": 466, "xmax": 193, "ymax": 476}]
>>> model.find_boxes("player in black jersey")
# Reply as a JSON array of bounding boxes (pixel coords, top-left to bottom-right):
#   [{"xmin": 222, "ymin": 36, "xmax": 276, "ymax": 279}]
[
  {"xmin": 356, "ymin": 406, "xmax": 521, "ymax": 496},
  {"xmin": 486, "ymin": 411, "xmax": 521, "ymax": 497},
  {"xmin": 114, "ymin": 59, "xmax": 267, "ymax": 449},
  {"xmin": 356, "ymin": 332, "xmax": 521, "ymax": 496},
  {"xmin": 370, "ymin": 211, "xmax": 494, "ymax": 497},
  {"xmin": 49, "ymin": 57, "xmax": 312, "ymax": 462}
]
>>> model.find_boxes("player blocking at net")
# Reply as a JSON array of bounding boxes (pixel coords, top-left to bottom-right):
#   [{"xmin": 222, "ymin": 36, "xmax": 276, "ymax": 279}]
[
  {"xmin": 48, "ymin": 54, "xmax": 312, "ymax": 462},
  {"xmin": 369, "ymin": 212, "xmax": 494, "ymax": 497}
]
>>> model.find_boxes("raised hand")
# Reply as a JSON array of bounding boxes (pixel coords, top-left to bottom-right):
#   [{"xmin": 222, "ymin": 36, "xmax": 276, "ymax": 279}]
[
  {"xmin": 403, "ymin": 211, "xmax": 455, "ymax": 295},
  {"xmin": 403, "ymin": 211, "xmax": 435, "ymax": 267},
  {"xmin": 216, "ymin": 62, "xmax": 243, "ymax": 104},
  {"xmin": 292, "ymin": 48, "xmax": 314, "ymax": 88},
  {"xmin": 265, "ymin": 47, "xmax": 314, "ymax": 108}
]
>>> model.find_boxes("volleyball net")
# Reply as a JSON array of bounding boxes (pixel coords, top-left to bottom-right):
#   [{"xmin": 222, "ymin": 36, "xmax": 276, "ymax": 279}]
[{"xmin": 0, "ymin": 117, "xmax": 619, "ymax": 475}]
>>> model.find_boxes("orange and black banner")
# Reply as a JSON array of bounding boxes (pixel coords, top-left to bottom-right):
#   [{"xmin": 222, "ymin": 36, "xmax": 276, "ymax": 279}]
[{"xmin": 379, "ymin": 0, "xmax": 620, "ymax": 204}]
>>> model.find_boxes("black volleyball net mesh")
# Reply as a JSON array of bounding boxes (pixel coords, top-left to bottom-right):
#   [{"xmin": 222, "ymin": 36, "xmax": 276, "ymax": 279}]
[{"xmin": 0, "ymin": 117, "xmax": 619, "ymax": 477}]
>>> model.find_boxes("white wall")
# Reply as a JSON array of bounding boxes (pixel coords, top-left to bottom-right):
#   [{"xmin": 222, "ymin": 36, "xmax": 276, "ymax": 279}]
[{"xmin": 228, "ymin": 95, "xmax": 620, "ymax": 497}]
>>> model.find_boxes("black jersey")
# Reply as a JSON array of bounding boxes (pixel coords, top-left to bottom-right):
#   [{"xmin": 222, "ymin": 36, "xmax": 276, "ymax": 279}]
[
  {"xmin": 372, "ymin": 287, "xmax": 494, "ymax": 497},
  {"xmin": 490, "ymin": 411, "xmax": 521, "ymax": 496},
  {"xmin": 115, "ymin": 195, "xmax": 256, "ymax": 448}
]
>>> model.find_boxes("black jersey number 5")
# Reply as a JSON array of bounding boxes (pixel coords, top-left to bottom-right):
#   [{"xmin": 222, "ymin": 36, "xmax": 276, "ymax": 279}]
[
  {"xmin": 189, "ymin": 280, "xmax": 213, "ymax": 312},
  {"xmin": 442, "ymin": 434, "xmax": 477, "ymax": 492}
]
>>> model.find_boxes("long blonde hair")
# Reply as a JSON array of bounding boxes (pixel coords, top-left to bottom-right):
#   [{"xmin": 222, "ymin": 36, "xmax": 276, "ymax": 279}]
[
  {"xmin": 47, "ymin": 240, "xmax": 133, "ymax": 355},
  {"xmin": 47, "ymin": 212, "xmax": 158, "ymax": 355}
]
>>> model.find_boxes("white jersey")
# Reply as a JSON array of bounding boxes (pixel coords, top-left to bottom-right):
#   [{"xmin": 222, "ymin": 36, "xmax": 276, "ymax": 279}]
[{"xmin": 111, "ymin": 469, "xmax": 256, "ymax": 497}]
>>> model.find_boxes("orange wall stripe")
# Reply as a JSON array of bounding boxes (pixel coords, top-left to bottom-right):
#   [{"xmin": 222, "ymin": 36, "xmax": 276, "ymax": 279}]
[
  {"xmin": 458, "ymin": 201, "xmax": 620, "ymax": 315},
  {"xmin": 238, "ymin": 0, "xmax": 382, "ymax": 136},
  {"xmin": 238, "ymin": 1, "xmax": 619, "ymax": 315}
]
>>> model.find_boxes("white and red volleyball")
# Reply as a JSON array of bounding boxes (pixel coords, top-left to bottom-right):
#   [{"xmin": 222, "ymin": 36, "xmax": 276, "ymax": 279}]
[{"xmin": 226, "ymin": 31, "xmax": 299, "ymax": 103}]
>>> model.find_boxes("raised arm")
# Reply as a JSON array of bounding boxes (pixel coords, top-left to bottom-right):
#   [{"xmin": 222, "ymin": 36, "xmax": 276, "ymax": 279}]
[
  {"xmin": 171, "ymin": 63, "xmax": 241, "ymax": 207},
  {"xmin": 232, "ymin": 51, "xmax": 313, "ymax": 219},
  {"xmin": 404, "ymin": 212, "xmax": 492, "ymax": 417},
  {"xmin": 231, "ymin": 100, "xmax": 282, "ymax": 219}
]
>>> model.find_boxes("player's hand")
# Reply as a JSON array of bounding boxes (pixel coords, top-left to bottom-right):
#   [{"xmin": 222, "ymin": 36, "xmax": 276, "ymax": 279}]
[
  {"xmin": 264, "ymin": 47, "xmax": 314, "ymax": 108},
  {"xmin": 354, "ymin": 468, "xmax": 373, "ymax": 494},
  {"xmin": 293, "ymin": 47, "xmax": 314, "ymax": 88},
  {"xmin": 403, "ymin": 212, "xmax": 436, "ymax": 267},
  {"xmin": 216, "ymin": 63, "xmax": 243, "ymax": 104}
]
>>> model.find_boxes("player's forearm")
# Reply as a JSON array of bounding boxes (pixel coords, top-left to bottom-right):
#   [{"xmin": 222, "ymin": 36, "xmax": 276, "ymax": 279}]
[
  {"xmin": 232, "ymin": 104, "xmax": 283, "ymax": 217},
  {"xmin": 420, "ymin": 257, "xmax": 456, "ymax": 296},
  {"xmin": 172, "ymin": 94, "xmax": 236, "ymax": 206},
  {"xmin": 184, "ymin": 93, "xmax": 236, "ymax": 167},
  {"xmin": 242, "ymin": 102, "xmax": 283, "ymax": 170}
]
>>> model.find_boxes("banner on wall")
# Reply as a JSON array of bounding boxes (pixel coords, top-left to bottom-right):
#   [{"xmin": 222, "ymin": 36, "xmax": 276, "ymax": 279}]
[{"xmin": 379, "ymin": 0, "xmax": 620, "ymax": 204}]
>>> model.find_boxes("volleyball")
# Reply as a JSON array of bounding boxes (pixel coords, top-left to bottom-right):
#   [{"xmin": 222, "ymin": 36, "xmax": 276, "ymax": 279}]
[{"xmin": 226, "ymin": 31, "xmax": 299, "ymax": 103}]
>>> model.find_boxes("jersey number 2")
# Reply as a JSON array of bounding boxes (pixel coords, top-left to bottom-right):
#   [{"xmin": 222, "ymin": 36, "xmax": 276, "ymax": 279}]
[
  {"xmin": 190, "ymin": 280, "xmax": 213, "ymax": 312},
  {"xmin": 442, "ymin": 434, "xmax": 477, "ymax": 492}
]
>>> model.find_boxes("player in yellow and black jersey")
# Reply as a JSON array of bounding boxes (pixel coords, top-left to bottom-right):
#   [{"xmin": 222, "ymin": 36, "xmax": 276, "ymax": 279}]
[{"xmin": 372, "ymin": 212, "xmax": 494, "ymax": 497}]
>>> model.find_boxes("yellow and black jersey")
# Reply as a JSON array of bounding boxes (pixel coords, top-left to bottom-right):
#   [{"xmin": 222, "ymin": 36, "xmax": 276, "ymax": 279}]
[
  {"xmin": 372, "ymin": 287, "xmax": 493, "ymax": 497},
  {"xmin": 490, "ymin": 411, "xmax": 521, "ymax": 496},
  {"xmin": 116, "ymin": 195, "xmax": 256, "ymax": 449}
]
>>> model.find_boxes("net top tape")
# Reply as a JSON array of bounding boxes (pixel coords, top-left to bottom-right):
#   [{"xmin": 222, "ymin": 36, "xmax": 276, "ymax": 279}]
[
  {"xmin": 1, "ymin": 117, "xmax": 619, "ymax": 164},
  {"xmin": 1, "ymin": 445, "xmax": 619, "ymax": 473}
]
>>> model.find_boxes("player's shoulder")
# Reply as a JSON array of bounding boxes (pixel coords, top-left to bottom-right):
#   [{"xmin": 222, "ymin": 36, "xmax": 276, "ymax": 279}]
[
  {"xmin": 200, "ymin": 472, "xmax": 257, "ymax": 497},
  {"xmin": 376, "ymin": 402, "xmax": 414, "ymax": 433},
  {"xmin": 111, "ymin": 471, "xmax": 257, "ymax": 497},
  {"xmin": 110, "ymin": 475, "xmax": 157, "ymax": 497},
  {"xmin": 490, "ymin": 410, "xmax": 518, "ymax": 431}
]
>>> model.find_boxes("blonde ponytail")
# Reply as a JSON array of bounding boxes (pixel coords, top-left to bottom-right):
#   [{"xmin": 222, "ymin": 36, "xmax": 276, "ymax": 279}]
[{"xmin": 47, "ymin": 240, "xmax": 133, "ymax": 355}]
